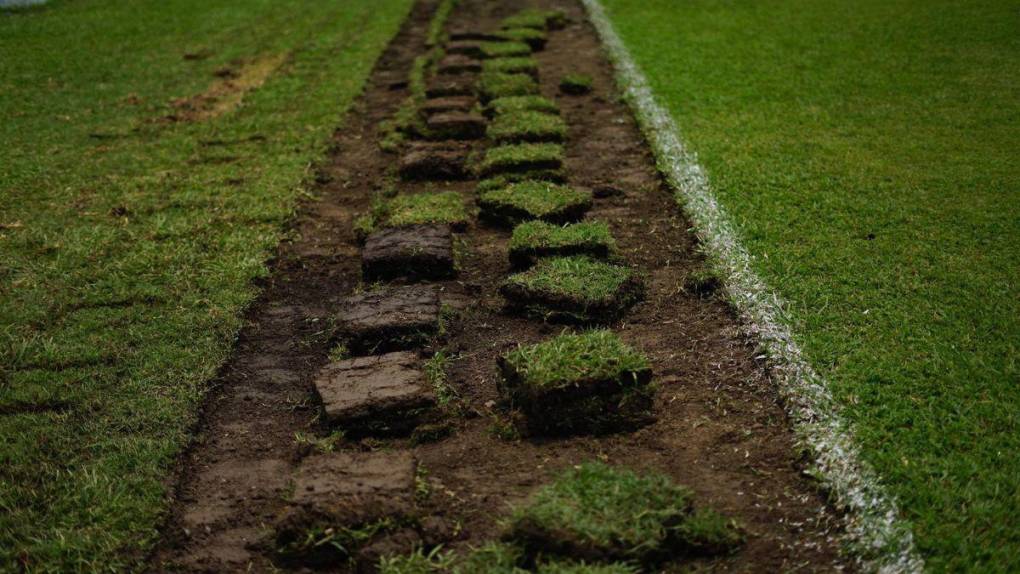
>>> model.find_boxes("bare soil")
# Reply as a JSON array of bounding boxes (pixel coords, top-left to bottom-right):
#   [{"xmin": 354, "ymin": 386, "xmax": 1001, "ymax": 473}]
[{"xmin": 149, "ymin": 0, "xmax": 850, "ymax": 572}]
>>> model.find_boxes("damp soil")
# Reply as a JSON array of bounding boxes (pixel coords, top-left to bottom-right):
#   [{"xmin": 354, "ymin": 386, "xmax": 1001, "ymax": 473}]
[{"xmin": 150, "ymin": 0, "xmax": 851, "ymax": 572}]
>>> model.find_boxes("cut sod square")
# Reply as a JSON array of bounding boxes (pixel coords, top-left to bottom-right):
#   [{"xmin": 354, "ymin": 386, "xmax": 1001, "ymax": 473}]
[
  {"xmin": 398, "ymin": 143, "xmax": 469, "ymax": 181},
  {"xmin": 426, "ymin": 111, "xmax": 486, "ymax": 140},
  {"xmin": 505, "ymin": 462, "xmax": 701, "ymax": 564},
  {"xmin": 274, "ymin": 451, "xmax": 417, "ymax": 567},
  {"xmin": 482, "ymin": 56, "xmax": 540, "ymax": 79},
  {"xmin": 501, "ymin": 9, "xmax": 568, "ymax": 31},
  {"xmin": 426, "ymin": 74, "xmax": 476, "ymax": 98},
  {"xmin": 500, "ymin": 256, "xmax": 642, "ymax": 323},
  {"xmin": 479, "ymin": 72, "xmax": 539, "ymax": 103},
  {"xmin": 313, "ymin": 351, "xmax": 435, "ymax": 434},
  {"xmin": 478, "ymin": 181, "xmax": 591, "ymax": 227},
  {"xmin": 420, "ymin": 96, "xmax": 475, "ymax": 116},
  {"xmin": 437, "ymin": 53, "xmax": 482, "ymax": 75},
  {"xmin": 478, "ymin": 143, "xmax": 564, "ymax": 177},
  {"xmin": 494, "ymin": 27, "xmax": 547, "ymax": 51},
  {"xmin": 336, "ymin": 285, "xmax": 442, "ymax": 355},
  {"xmin": 362, "ymin": 224, "xmax": 454, "ymax": 282},
  {"xmin": 358, "ymin": 190, "xmax": 471, "ymax": 239},
  {"xmin": 508, "ymin": 220, "xmax": 616, "ymax": 268},
  {"xmin": 559, "ymin": 73, "xmax": 594, "ymax": 95},
  {"xmin": 487, "ymin": 110, "xmax": 567, "ymax": 144},
  {"xmin": 480, "ymin": 40, "xmax": 532, "ymax": 59},
  {"xmin": 486, "ymin": 95, "xmax": 560, "ymax": 118},
  {"xmin": 497, "ymin": 330, "xmax": 652, "ymax": 435},
  {"xmin": 476, "ymin": 169, "xmax": 567, "ymax": 194}
]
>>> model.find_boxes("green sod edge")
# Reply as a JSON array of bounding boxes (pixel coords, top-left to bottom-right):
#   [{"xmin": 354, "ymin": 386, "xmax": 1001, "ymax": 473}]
[
  {"xmin": 0, "ymin": 0, "xmax": 417, "ymax": 570},
  {"xmin": 581, "ymin": 0, "xmax": 926, "ymax": 571}
]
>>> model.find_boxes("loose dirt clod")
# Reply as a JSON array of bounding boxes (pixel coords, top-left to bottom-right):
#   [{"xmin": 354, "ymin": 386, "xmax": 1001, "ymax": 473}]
[
  {"xmin": 363, "ymin": 224, "xmax": 456, "ymax": 282},
  {"xmin": 336, "ymin": 285, "xmax": 442, "ymax": 354},
  {"xmin": 313, "ymin": 351, "xmax": 437, "ymax": 433}
]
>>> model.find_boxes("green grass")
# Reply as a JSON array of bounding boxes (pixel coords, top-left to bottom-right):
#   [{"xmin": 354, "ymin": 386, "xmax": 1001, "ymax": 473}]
[
  {"xmin": 601, "ymin": 0, "xmax": 1020, "ymax": 570},
  {"xmin": 480, "ymin": 41, "xmax": 532, "ymax": 60},
  {"xmin": 559, "ymin": 73, "xmax": 593, "ymax": 95},
  {"xmin": 478, "ymin": 72, "xmax": 540, "ymax": 102},
  {"xmin": 479, "ymin": 181, "xmax": 591, "ymax": 225},
  {"xmin": 493, "ymin": 28, "xmax": 548, "ymax": 51},
  {"xmin": 488, "ymin": 111, "xmax": 567, "ymax": 144},
  {"xmin": 500, "ymin": 9, "xmax": 568, "ymax": 31},
  {"xmin": 0, "ymin": 0, "xmax": 413, "ymax": 570},
  {"xmin": 482, "ymin": 57, "xmax": 539, "ymax": 78},
  {"xmin": 478, "ymin": 143, "xmax": 565, "ymax": 177},
  {"xmin": 486, "ymin": 95, "xmax": 561, "ymax": 117},
  {"xmin": 509, "ymin": 221, "xmax": 616, "ymax": 268},
  {"xmin": 506, "ymin": 462, "xmax": 735, "ymax": 563},
  {"xmin": 502, "ymin": 256, "xmax": 637, "ymax": 309},
  {"xmin": 477, "ymin": 170, "xmax": 567, "ymax": 194},
  {"xmin": 357, "ymin": 191, "xmax": 471, "ymax": 238},
  {"xmin": 499, "ymin": 330, "xmax": 649, "ymax": 395}
]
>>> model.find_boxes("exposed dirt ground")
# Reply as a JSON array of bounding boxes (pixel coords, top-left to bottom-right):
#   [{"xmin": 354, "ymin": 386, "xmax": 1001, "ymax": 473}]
[{"xmin": 150, "ymin": 1, "xmax": 850, "ymax": 571}]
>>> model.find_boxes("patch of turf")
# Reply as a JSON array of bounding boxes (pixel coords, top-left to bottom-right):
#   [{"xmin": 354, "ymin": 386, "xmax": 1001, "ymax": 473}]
[
  {"xmin": 509, "ymin": 221, "xmax": 616, "ymax": 268},
  {"xmin": 559, "ymin": 73, "xmax": 593, "ymax": 95},
  {"xmin": 536, "ymin": 562, "xmax": 640, "ymax": 574},
  {"xmin": 506, "ymin": 462, "xmax": 701, "ymax": 563},
  {"xmin": 480, "ymin": 41, "xmax": 532, "ymax": 59},
  {"xmin": 501, "ymin": 8, "xmax": 568, "ymax": 31},
  {"xmin": 478, "ymin": 72, "xmax": 540, "ymax": 102},
  {"xmin": 486, "ymin": 95, "xmax": 561, "ymax": 118},
  {"xmin": 477, "ymin": 170, "xmax": 567, "ymax": 194},
  {"xmin": 358, "ymin": 191, "xmax": 470, "ymax": 239},
  {"xmin": 0, "ymin": 0, "xmax": 413, "ymax": 569},
  {"xmin": 478, "ymin": 181, "xmax": 591, "ymax": 226},
  {"xmin": 493, "ymin": 27, "xmax": 548, "ymax": 51},
  {"xmin": 500, "ymin": 257, "xmax": 642, "ymax": 323},
  {"xmin": 487, "ymin": 110, "xmax": 567, "ymax": 144},
  {"xmin": 482, "ymin": 57, "xmax": 540, "ymax": 78},
  {"xmin": 456, "ymin": 543, "xmax": 527, "ymax": 574},
  {"xmin": 602, "ymin": 0, "xmax": 1020, "ymax": 567},
  {"xmin": 478, "ymin": 143, "xmax": 565, "ymax": 177}
]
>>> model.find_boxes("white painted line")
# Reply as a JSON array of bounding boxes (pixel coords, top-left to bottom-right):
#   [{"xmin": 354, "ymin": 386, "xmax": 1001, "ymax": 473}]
[{"xmin": 579, "ymin": 1, "xmax": 924, "ymax": 572}]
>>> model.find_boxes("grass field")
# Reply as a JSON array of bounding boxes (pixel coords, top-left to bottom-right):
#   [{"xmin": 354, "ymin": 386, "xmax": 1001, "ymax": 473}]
[
  {"xmin": 599, "ymin": 0, "xmax": 1020, "ymax": 570},
  {"xmin": 0, "ymin": 0, "xmax": 412, "ymax": 570}
]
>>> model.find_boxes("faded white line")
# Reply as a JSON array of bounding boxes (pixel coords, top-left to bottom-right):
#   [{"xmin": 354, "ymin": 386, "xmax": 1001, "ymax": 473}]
[{"xmin": 579, "ymin": 1, "xmax": 924, "ymax": 572}]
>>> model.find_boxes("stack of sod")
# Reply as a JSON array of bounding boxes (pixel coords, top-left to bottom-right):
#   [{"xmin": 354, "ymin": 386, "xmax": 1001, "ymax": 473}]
[
  {"xmin": 487, "ymin": 110, "xmax": 567, "ymax": 144},
  {"xmin": 497, "ymin": 330, "xmax": 653, "ymax": 435},
  {"xmin": 505, "ymin": 462, "xmax": 743, "ymax": 565},
  {"xmin": 508, "ymin": 220, "xmax": 616, "ymax": 268},
  {"xmin": 354, "ymin": 190, "xmax": 471, "ymax": 241},
  {"xmin": 500, "ymin": 256, "xmax": 642, "ymax": 323},
  {"xmin": 478, "ymin": 181, "xmax": 592, "ymax": 227}
]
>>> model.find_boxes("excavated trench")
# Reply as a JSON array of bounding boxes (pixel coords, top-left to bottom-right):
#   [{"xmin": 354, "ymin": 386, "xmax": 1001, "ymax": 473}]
[{"xmin": 150, "ymin": 1, "xmax": 850, "ymax": 572}]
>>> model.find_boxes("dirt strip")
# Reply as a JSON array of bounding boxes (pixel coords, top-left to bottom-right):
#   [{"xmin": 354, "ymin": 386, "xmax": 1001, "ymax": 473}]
[{"xmin": 150, "ymin": 0, "xmax": 850, "ymax": 572}]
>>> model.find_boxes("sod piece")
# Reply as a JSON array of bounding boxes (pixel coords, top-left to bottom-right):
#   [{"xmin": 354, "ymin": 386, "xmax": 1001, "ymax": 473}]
[
  {"xmin": 363, "ymin": 224, "xmax": 455, "ymax": 282},
  {"xmin": 399, "ymin": 144, "xmax": 470, "ymax": 181},
  {"xmin": 479, "ymin": 41, "xmax": 532, "ymax": 59},
  {"xmin": 274, "ymin": 452, "xmax": 417, "ymax": 567},
  {"xmin": 537, "ymin": 562, "xmax": 639, "ymax": 574},
  {"xmin": 494, "ymin": 27, "xmax": 548, "ymax": 51},
  {"xmin": 476, "ymin": 169, "xmax": 567, "ymax": 193},
  {"xmin": 559, "ymin": 73, "xmax": 593, "ymax": 95},
  {"xmin": 487, "ymin": 110, "xmax": 567, "ymax": 144},
  {"xmin": 360, "ymin": 191, "xmax": 471, "ymax": 238},
  {"xmin": 426, "ymin": 74, "xmax": 476, "ymax": 98},
  {"xmin": 426, "ymin": 111, "xmax": 487, "ymax": 140},
  {"xmin": 478, "ymin": 181, "xmax": 591, "ymax": 227},
  {"xmin": 478, "ymin": 143, "xmax": 564, "ymax": 176},
  {"xmin": 437, "ymin": 53, "xmax": 482, "ymax": 75},
  {"xmin": 481, "ymin": 57, "xmax": 540, "ymax": 79},
  {"xmin": 500, "ymin": 256, "xmax": 642, "ymax": 323},
  {"xmin": 478, "ymin": 72, "xmax": 540, "ymax": 103},
  {"xmin": 497, "ymin": 330, "xmax": 652, "ymax": 434},
  {"xmin": 313, "ymin": 352, "xmax": 436, "ymax": 434},
  {"xmin": 508, "ymin": 221, "xmax": 616, "ymax": 268},
  {"xmin": 501, "ymin": 9, "xmax": 568, "ymax": 31},
  {"xmin": 445, "ymin": 40, "xmax": 484, "ymax": 58},
  {"xmin": 420, "ymin": 96, "xmax": 475, "ymax": 116},
  {"xmin": 336, "ymin": 285, "xmax": 442, "ymax": 355},
  {"xmin": 486, "ymin": 95, "xmax": 560, "ymax": 118}
]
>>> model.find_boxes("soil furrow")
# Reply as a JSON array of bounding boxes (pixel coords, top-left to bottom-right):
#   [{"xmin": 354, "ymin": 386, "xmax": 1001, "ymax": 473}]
[{"xmin": 151, "ymin": 0, "xmax": 850, "ymax": 572}]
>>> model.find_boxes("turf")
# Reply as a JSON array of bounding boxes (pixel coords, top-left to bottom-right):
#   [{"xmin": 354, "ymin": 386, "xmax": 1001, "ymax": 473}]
[
  {"xmin": 0, "ymin": 0, "xmax": 413, "ymax": 570},
  {"xmin": 506, "ymin": 462, "xmax": 701, "ymax": 563},
  {"xmin": 487, "ymin": 111, "xmax": 568, "ymax": 144},
  {"xmin": 508, "ymin": 220, "xmax": 616, "ymax": 267},
  {"xmin": 499, "ymin": 330, "xmax": 649, "ymax": 397},
  {"xmin": 502, "ymin": 256, "xmax": 639, "ymax": 314},
  {"xmin": 478, "ymin": 143, "xmax": 565, "ymax": 177},
  {"xmin": 358, "ymin": 191, "xmax": 471, "ymax": 238},
  {"xmin": 486, "ymin": 95, "xmax": 561, "ymax": 117},
  {"xmin": 493, "ymin": 28, "xmax": 548, "ymax": 51},
  {"xmin": 482, "ymin": 57, "xmax": 540, "ymax": 78},
  {"xmin": 501, "ymin": 9, "xmax": 568, "ymax": 31},
  {"xmin": 601, "ymin": 0, "xmax": 1020, "ymax": 569},
  {"xmin": 478, "ymin": 72, "xmax": 540, "ymax": 102},
  {"xmin": 480, "ymin": 41, "xmax": 532, "ymax": 60},
  {"xmin": 559, "ymin": 73, "xmax": 594, "ymax": 95},
  {"xmin": 478, "ymin": 181, "xmax": 591, "ymax": 224}
]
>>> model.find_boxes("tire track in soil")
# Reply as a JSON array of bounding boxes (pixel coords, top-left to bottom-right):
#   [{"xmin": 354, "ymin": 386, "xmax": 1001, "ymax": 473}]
[{"xmin": 151, "ymin": 0, "xmax": 851, "ymax": 572}]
